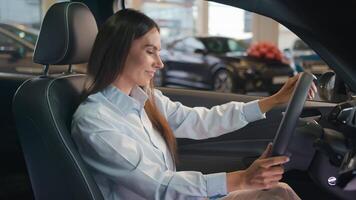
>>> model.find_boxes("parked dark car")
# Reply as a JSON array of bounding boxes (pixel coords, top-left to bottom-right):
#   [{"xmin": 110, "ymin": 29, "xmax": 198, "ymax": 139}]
[
  {"xmin": 157, "ymin": 36, "xmax": 294, "ymax": 95},
  {"xmin": 285, "ymin": 39, "xmax": 332, "ymax": 76}
]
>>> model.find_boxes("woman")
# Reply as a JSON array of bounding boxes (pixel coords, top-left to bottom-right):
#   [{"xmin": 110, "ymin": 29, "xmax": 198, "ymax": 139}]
[{"xmin": 72, "ymin": 9, "xmax": 316, "ymax": 200}]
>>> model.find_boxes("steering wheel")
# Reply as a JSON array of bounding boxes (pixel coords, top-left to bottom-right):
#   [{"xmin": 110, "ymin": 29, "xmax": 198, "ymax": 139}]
[{"xmin": 271, "ymin": 72, "xmax": 315, "ymax": 157}]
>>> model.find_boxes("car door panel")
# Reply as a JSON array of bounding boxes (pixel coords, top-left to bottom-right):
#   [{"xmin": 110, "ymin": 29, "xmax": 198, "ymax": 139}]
[{"xmin": 178, "ymin": 140, "xmax": 269, "ymax": 173}]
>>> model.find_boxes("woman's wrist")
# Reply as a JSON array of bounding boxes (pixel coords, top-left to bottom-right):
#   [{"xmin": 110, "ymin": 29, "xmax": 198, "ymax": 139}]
[
  {"xmin": 226, "ymin": 170, "xmax": 246, "ymax": 192},
  {"xmin": 258, "ymin": 95, "xmax": 279, "ymax": 114}
]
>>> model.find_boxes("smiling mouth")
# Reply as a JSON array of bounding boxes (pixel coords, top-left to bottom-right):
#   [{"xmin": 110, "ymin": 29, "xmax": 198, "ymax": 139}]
[{"xmin": 146, "ymin": 71, "xmax": 155, "ymax": 77}]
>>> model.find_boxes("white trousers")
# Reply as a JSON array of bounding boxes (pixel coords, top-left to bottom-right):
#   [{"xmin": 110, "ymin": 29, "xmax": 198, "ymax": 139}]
[{"xmin": 220, "ymin": 182, "xmax": 301, "ymax": 200}]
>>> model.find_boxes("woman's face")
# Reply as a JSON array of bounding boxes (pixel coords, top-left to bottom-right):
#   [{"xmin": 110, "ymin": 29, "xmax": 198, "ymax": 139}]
[{"xmin": 121, "ymin": 28, "xmax": 164, "ymax": 88}]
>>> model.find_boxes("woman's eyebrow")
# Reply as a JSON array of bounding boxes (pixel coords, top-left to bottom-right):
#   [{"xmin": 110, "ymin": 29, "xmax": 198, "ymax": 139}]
[{"xmin": 144, "ymin": 44, "xmax": 161, "ymax": 51}]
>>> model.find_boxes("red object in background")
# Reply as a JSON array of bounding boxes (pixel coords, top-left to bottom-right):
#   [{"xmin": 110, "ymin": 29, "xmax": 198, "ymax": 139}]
[{"xmin": 247, "ymin": 42, "xmax": 284, "ymax": 62}]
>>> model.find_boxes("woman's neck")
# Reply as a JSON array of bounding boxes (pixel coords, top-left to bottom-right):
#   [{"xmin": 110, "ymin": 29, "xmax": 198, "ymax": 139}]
[{"xmin": 112, "ymin": 76, "xmax": 134, "ymax": 95}]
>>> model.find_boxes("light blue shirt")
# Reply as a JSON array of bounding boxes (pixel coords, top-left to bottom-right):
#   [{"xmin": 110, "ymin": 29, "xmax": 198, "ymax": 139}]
[{"xmin": 71, "ymin": 85, "xmax": 265, "ymax": 200}]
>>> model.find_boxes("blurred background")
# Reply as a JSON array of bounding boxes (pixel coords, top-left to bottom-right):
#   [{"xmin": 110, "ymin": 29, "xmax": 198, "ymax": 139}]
[{"xmin": 0, "ymin": 0, "xmax": 332, "ymax": 98}]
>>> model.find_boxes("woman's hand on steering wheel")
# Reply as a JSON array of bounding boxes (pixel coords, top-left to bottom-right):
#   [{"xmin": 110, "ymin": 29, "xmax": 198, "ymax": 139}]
[
  {"xmin": 227, "ymin": 144, "xmax": 290, "ymax": 192},
  {"xmin": 258, "ymin": 73, "xmax": 317, "ymax": 114},
  {"xmin": 273, "ymin": 73, "xmax": 317, "ymax": 105}
]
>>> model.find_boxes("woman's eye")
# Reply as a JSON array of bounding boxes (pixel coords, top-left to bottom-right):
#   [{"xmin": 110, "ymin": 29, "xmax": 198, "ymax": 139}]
[{"xmin": 147, "ymin": 50, "xmax": 154, "ymax": 54}]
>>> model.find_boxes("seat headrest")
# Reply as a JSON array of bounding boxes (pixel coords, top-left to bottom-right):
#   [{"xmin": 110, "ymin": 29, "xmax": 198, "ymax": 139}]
[{"xmin": 33, "ymin": 2, "xmax": 98, "ymax": 65}]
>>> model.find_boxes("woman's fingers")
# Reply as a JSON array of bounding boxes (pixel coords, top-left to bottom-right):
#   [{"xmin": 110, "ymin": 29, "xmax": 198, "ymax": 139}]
[
  {"xmin": 307, "ymin": 82, "xmax": 317, "ymax": 100},
  {"xmin": 312, "ymin": 82, "xmax": 317, "ymax": 98},
  {"xmin": 312, "ymin": 82, "xmax": 317, "ymax": 93},
  {"xmin": 286, "ymin": 74, "xmax": 300, "ymax": 88},
  {"xmin": 251, "ymin": 176, "xmax": 282, "ymax": 189},
  {"xmin": 255, "ymin": 174, "xmax": 283, "ymax": 185},
  {"xmin": 308, "ymin": 92, "xmax": 313, "ymax": 100},
  {"xmin": 254, "ymin": 166, "xmax": 285, "ymax": 189},
  {"xmin": 264, "ymin": 181, "xmax": 280, "ymax": 189},
  {"xmin": 287, "ymin": 73, "xmax": 318, "ymax": 101},
  {"xmin": 264, "ymin": 174, "xmax": 283, "ymax": 183},
  {"xmin": 259, "ymin": 143, "xmax": 273, "ymax": 159},
  {"xmin": 261, "ymin": 165, "xmax": 284, "ymax": 176},
  {"xmin": 245, "ymin": 152, "xmax": 290, "ymax": 190},
  {"xmin": 260, "ymin": 156, "xmax": 289, "ymax": 168},
  {"xmin": 290, "ymin": 73, "xmax": 301, "ymax": 82},
  {"xmin": 245, "ymin": 154, "xmax": 289, "ymax": 190}
]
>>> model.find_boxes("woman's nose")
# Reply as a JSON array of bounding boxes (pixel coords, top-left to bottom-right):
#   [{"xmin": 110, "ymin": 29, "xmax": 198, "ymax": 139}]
[{"xmin": 156, "ymin": 56, "xmax": 164, "ymax": 69}]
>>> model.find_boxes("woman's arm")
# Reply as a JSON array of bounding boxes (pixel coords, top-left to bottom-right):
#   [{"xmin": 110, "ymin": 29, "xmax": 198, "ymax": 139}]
[
  {"xmin": 154, "ymin": 74, "xmax": 316, "ymax": 140},
  {"xmin": 154, "ymin": 89, "xmax": 266, "ymax": 139}
]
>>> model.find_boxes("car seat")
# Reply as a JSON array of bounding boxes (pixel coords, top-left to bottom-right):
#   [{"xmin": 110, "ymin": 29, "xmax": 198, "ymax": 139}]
[{"xmin": 12, "ymin": 2, "xmax": 103, "ymax": 200}]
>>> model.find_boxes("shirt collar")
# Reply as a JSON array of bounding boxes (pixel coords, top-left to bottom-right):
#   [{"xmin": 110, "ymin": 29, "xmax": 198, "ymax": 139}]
[{"xmin": 101, "ymin": 84, "xmax": 149, "ymax": 113}]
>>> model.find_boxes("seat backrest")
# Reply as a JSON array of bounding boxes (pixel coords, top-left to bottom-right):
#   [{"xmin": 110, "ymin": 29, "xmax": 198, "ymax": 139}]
[
  {"xmin": 12, "ymin": 2, "xmax": 103, "ymax": 200},
  {"xmin": 0, "ymin": 74, "xmax": 34, "ymax": 197}
]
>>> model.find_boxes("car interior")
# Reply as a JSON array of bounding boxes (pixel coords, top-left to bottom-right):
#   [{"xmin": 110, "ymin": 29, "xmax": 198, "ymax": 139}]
[{"xmin": 1, "ymin": 0, "xmax": 356, "ymax": 200}]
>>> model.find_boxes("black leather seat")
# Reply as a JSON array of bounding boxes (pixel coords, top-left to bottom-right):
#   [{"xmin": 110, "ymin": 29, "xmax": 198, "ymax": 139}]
[
  {"xmin": 0, "ymin": 73, "xmax": 34, "ymax": 199},
  {"xmin": 13, "ymin": 2, "xmax": 103, "ymax": 200}
]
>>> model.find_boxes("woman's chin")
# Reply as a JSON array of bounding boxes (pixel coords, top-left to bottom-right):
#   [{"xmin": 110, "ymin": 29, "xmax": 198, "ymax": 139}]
[{"xmin": 138, "ymin": 81, "xmax": 150, "ymax": 87}]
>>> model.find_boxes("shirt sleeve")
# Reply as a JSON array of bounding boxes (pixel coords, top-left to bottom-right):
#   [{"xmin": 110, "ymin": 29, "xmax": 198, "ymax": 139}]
[
  {"xmin": 153, "ymin": 89, "xmax": 266, "ymax": 139},
  {"xmin": 72, "ymin": 114, "xmax": 228, "ymax": 200}
]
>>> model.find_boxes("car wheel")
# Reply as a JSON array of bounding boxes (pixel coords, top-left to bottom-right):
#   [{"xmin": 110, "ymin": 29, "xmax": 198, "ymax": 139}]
[
  {"xmin": 213, "ymin": 69, "xmax": 235, "ymax": 93},
  {"xmin": 154, "ymin": 69, "xmax": 164, "ymax": 86}
]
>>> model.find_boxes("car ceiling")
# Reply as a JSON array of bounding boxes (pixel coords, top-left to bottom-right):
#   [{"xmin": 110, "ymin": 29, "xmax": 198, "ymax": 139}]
[{"xmin": 211, "ymin": 0, "xmax": 356, "ymax": 91}]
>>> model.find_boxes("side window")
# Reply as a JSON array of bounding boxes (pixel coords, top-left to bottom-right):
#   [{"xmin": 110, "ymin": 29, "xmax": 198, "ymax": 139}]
[
  {"xmin": 205, "ymin": 39, "xmax": 225, "ymax": 53},
  {"xmin": 117, "ymin": 0, "xmax": 335, "ymax": 102},
  {"xmin": 184, "ymin": 37, "xmax": 205, "ymax": 53},
  {"xmin": 227, "ymin": 39, "xmax": 246, "ymax": 52},
  {"xmin": 0, "ymin": 0, "xmax": 63, "ymax": 74}
]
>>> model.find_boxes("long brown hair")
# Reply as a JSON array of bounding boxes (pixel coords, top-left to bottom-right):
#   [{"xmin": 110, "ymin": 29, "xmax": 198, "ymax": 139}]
[{"xmin": 85, "ymin": 9, "xmax": 177, "ymax": 163}]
